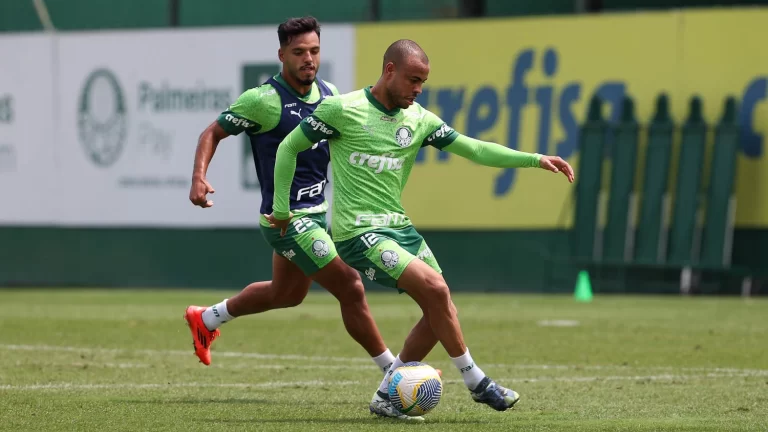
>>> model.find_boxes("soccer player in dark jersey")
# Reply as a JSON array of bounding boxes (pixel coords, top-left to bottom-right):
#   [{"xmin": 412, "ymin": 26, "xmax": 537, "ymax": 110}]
[{"xmin": 182, "ymin": 17, "xmax": 400, "ymax": 399}]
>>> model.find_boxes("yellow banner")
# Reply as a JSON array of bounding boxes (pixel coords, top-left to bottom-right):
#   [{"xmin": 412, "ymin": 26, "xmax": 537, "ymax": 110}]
[
  {"xmin": 355, "ymin": 9, "xmax": 768, "ymax": 229},
  {"xmin": 678, "ymin": 9, "xmax": 768, "ymax": 227}
]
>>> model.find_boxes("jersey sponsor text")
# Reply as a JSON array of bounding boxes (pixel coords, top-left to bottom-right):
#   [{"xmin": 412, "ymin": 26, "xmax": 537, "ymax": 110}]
[
  {"xmin": 355, "ymin": 212, "xmax": 407, "ymax": 227},
  {"xmin": 348, "ymin": 152, "xmax": 404, "ymax": 173},
  {"xmin": 225, "ymin": 114, "xmax": 254, "ymax": 129},
  {"xmin": 296, "ymin": 179, "xmax": 326, "ymax": 201},
  {"xmin": 305, "ymin": 116, "xmax": 334, "ymax": 135}
]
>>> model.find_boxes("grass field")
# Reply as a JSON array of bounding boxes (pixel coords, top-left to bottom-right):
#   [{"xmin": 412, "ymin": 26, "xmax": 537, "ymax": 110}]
[{"xmin": 0, "ymin": 289, "xmax": 766, "ymax": 432}]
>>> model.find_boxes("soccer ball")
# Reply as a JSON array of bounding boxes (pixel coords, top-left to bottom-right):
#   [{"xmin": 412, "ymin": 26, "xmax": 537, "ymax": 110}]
[{"xmin": 387, "ymin": 362, "xmax": 443, "ymax": 416}]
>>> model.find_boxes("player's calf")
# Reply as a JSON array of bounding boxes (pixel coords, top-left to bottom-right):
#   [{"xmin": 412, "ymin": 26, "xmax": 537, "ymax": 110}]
[{"xmin": 400, "ymin": 265, "xmax": 465, "ymax": 358}]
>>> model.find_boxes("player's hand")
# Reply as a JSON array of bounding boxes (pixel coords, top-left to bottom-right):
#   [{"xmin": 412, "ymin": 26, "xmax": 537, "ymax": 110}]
[
  {"xmin": 190, "ymin": 176, "xmax": 215, "ymax": 208},
  {"xmin": 539, "ymin": 155, "xmax": 575, "ymax": 183},
  {"xmin": 264, "ymin": 212, "xmax": 294, "ymax": 237}
]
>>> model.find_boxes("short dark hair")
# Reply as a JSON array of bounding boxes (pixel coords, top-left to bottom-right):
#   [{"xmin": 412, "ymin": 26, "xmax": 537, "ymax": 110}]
[
  {"xmin": 382, "ymin": 39, "xmax": 429, "ymax": 70},
  {"xmin": 277, "ymin": 16, "xmax": 321, "ymax": 47}
]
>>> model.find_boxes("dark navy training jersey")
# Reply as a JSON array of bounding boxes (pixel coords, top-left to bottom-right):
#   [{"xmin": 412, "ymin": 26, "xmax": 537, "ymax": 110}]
[{"xmin": 217, "ymin": 73, "xmax": 338, "ymax": 216}]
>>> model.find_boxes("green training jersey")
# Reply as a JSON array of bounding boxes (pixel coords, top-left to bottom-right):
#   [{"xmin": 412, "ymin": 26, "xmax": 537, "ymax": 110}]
[
  {"xmin": 217, "ymin": 73, "xmax": 339, "ymax": 136},
  {"xmin": 298, "ymin": 86, "xmax": 458, "ymax": 242}
]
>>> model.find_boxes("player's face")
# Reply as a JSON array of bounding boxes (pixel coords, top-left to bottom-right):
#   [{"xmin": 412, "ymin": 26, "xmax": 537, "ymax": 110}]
[
  {"xmin": 280, "ymin": 32, "xmax": 320, "ymax": 86},
  {"xmin": 387, "ymin": 58, "xmax": 429, "ymax": 109}
]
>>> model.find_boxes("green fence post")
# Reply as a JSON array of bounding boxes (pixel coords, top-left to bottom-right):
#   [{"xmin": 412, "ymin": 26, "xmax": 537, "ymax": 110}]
[
  {"xmin": 700, "ymin": 96, "xmax": 739, "ymax": 268},
  {"xmin": 573, "ymin": 96, "xmax": 607, "ymax": 260},
  {"xmin": 668, "ymin": 96, "xmax": 707, "ymax": 266},
  {"xmin": 603, "ymin": 96, "xmax": 639, "ymax": 263},
  {"xmin": 635, "ymin": 94, "xmax": 674, "ymax": 264}
]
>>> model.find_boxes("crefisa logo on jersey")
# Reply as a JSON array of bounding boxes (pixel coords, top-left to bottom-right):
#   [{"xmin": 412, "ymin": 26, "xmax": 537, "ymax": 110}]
[
  {"xmin": 395, "ymin": 126, "xmax": 413, "ymax": 148},
  {"xmin": 78, "ymin": 68, "xmax": 128, "ymax": 168}
]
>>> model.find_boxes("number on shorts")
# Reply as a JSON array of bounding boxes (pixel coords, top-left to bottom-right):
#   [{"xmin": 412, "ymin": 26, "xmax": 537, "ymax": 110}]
[
  {"xmin": 360, "ymin": 232, "xmax": 379, "ymax": 249},
  {"xmin": 292, "ymin": 217, "xmax": 314, "ymax": 234}
]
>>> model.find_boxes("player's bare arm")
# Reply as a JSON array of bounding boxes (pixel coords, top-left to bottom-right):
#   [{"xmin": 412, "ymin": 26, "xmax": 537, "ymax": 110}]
[{"xmin": 189, "ymin": 121, "xmax": 230, "ymax": 208}]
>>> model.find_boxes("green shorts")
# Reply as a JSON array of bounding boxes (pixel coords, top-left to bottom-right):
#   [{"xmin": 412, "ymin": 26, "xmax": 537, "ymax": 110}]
[
  {"xmin": 261, "ymin": 212, "xmax": 338, "ymax": 276},
  {"xmin": 335, "ymin": 225, "xmax": 442, "ymax": 289}
]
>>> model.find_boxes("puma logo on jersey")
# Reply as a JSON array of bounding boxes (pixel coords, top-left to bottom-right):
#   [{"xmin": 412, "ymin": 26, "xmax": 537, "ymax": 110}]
[
  {"xmin": 290, "ymin": 109, "xmax": 302, "ymax": 119},
  {"xmin": 348, "ymin": 152, "xmax": 404, "ymax": 173}
]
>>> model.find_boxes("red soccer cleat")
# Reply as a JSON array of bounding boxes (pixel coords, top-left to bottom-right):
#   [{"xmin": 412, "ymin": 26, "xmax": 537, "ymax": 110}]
[{"xmin": 183, "ymin": 306, "xmax": 220, "ymax": 366}]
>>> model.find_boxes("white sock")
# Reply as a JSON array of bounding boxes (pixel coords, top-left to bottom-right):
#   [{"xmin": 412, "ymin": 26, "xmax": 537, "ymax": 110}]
[
  {"xmin": 201, "ymin": 299, "xmax": 233, "ymax": 331},
  {"xmin": 372, "ymin": 349, "xmax": 396, "ymax": 376},
  {"xmin": 451, "ymin": 348, "xmax": 486, "ymax": 390},
  {"xmin": 377, "ymin": 354, "xmax": 406, "ymax": 394}
]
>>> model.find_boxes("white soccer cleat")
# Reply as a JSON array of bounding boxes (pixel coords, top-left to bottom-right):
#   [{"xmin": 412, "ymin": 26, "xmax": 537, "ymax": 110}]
[{"xmin": 369, "ymin": 390, "xmax": 425, "ymax": 422}]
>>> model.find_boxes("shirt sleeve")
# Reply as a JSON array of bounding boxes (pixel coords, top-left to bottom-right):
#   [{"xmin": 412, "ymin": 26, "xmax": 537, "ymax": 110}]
[
  {"xmin": 216, "ymin": 87, "xmax": 280, "ymax": 136},
  {"xmin": 299, "ymin": 96, "xmax": 343, "ymax": 142},
  {"xmin": 420, "ymin": 109, "xmax": 459, "ymax": 149},
  {"xmin": 442, "ymin": 133, "xmax": 542, "ymax": 168},
  {"xmin": 323, "ymin": 81, "xmax": 341, "ymax": 96},
  {"xmin": 271, "ymin": 127, "xmax": 316, "ymax": 220}
]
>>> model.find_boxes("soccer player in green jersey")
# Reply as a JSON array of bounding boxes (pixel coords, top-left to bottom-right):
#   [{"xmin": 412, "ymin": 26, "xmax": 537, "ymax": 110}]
[
  {"xmin": 267, "ymin": 39, "xmax": 574, "ymax": 419},
  {"xmin": 183, "ymin": 17, "xmax": 399, "ymax": 387}
]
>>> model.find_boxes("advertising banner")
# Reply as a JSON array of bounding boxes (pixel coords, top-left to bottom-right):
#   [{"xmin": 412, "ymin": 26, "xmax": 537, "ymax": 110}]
[
  {"xmin": 50, "ymin": 25, "xmax": 353, "ymax": 227},
  {"xmin": 0, "ymin": 34, "xmax": 57, "ymax": 224},
  {"xmin": 678, "ymin": 9, "xmax": 768, "ymax": 228},
  {"xmin": 357, "ymin": 10, "xmax": 768, "ymax": 228}
]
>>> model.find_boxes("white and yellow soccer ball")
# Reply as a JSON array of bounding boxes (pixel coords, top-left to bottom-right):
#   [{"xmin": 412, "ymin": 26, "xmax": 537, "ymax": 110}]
[{"xmin": 387, "ymin": 361, "xmax": 443, "ymax": 416}]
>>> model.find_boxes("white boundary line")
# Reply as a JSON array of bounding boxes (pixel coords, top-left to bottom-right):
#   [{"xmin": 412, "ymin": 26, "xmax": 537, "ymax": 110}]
[
  {"xmin": 0, "ymin": 344, "xmax": 372, "ymax": 363},
  {"xmin": 1, "ymin": 344, "xmax": 767, "ymax": 375},
  {"xmin": 9, "ymin": 361, "xmax": 768, "ymax": 376},
  {"xmin": 0, "ymin": 380, "xmax": 359, "ymax": 391},
  {"xmin": 13, "ymin": 360, "xmax": 151, "ymax": 369},
  {"xmin": 2, "ymin": 372, "xmax": 765, "ymax": 392}
]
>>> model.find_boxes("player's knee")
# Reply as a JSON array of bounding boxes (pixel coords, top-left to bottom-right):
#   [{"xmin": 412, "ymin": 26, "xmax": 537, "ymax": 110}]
[
  {"xmin": 280, "ymin": 293, "xmax": 305, "ymax": 308},
  {"xmin": 423, "ymin": 276, "xmax": 451, "ymax": 304},
  {"xmin": 336, "ymin": 273, "xmax": 367, "ymax": 306},
  {"xmin": 273, "ymin": 284, "xmax": 307, "ymax": 308}
]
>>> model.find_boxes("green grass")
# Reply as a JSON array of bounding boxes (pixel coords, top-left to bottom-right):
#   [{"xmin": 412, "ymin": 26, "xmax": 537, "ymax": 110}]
[{"xmin": 0, "ymin": 289, "xmax": 766, "ymax": 431}]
